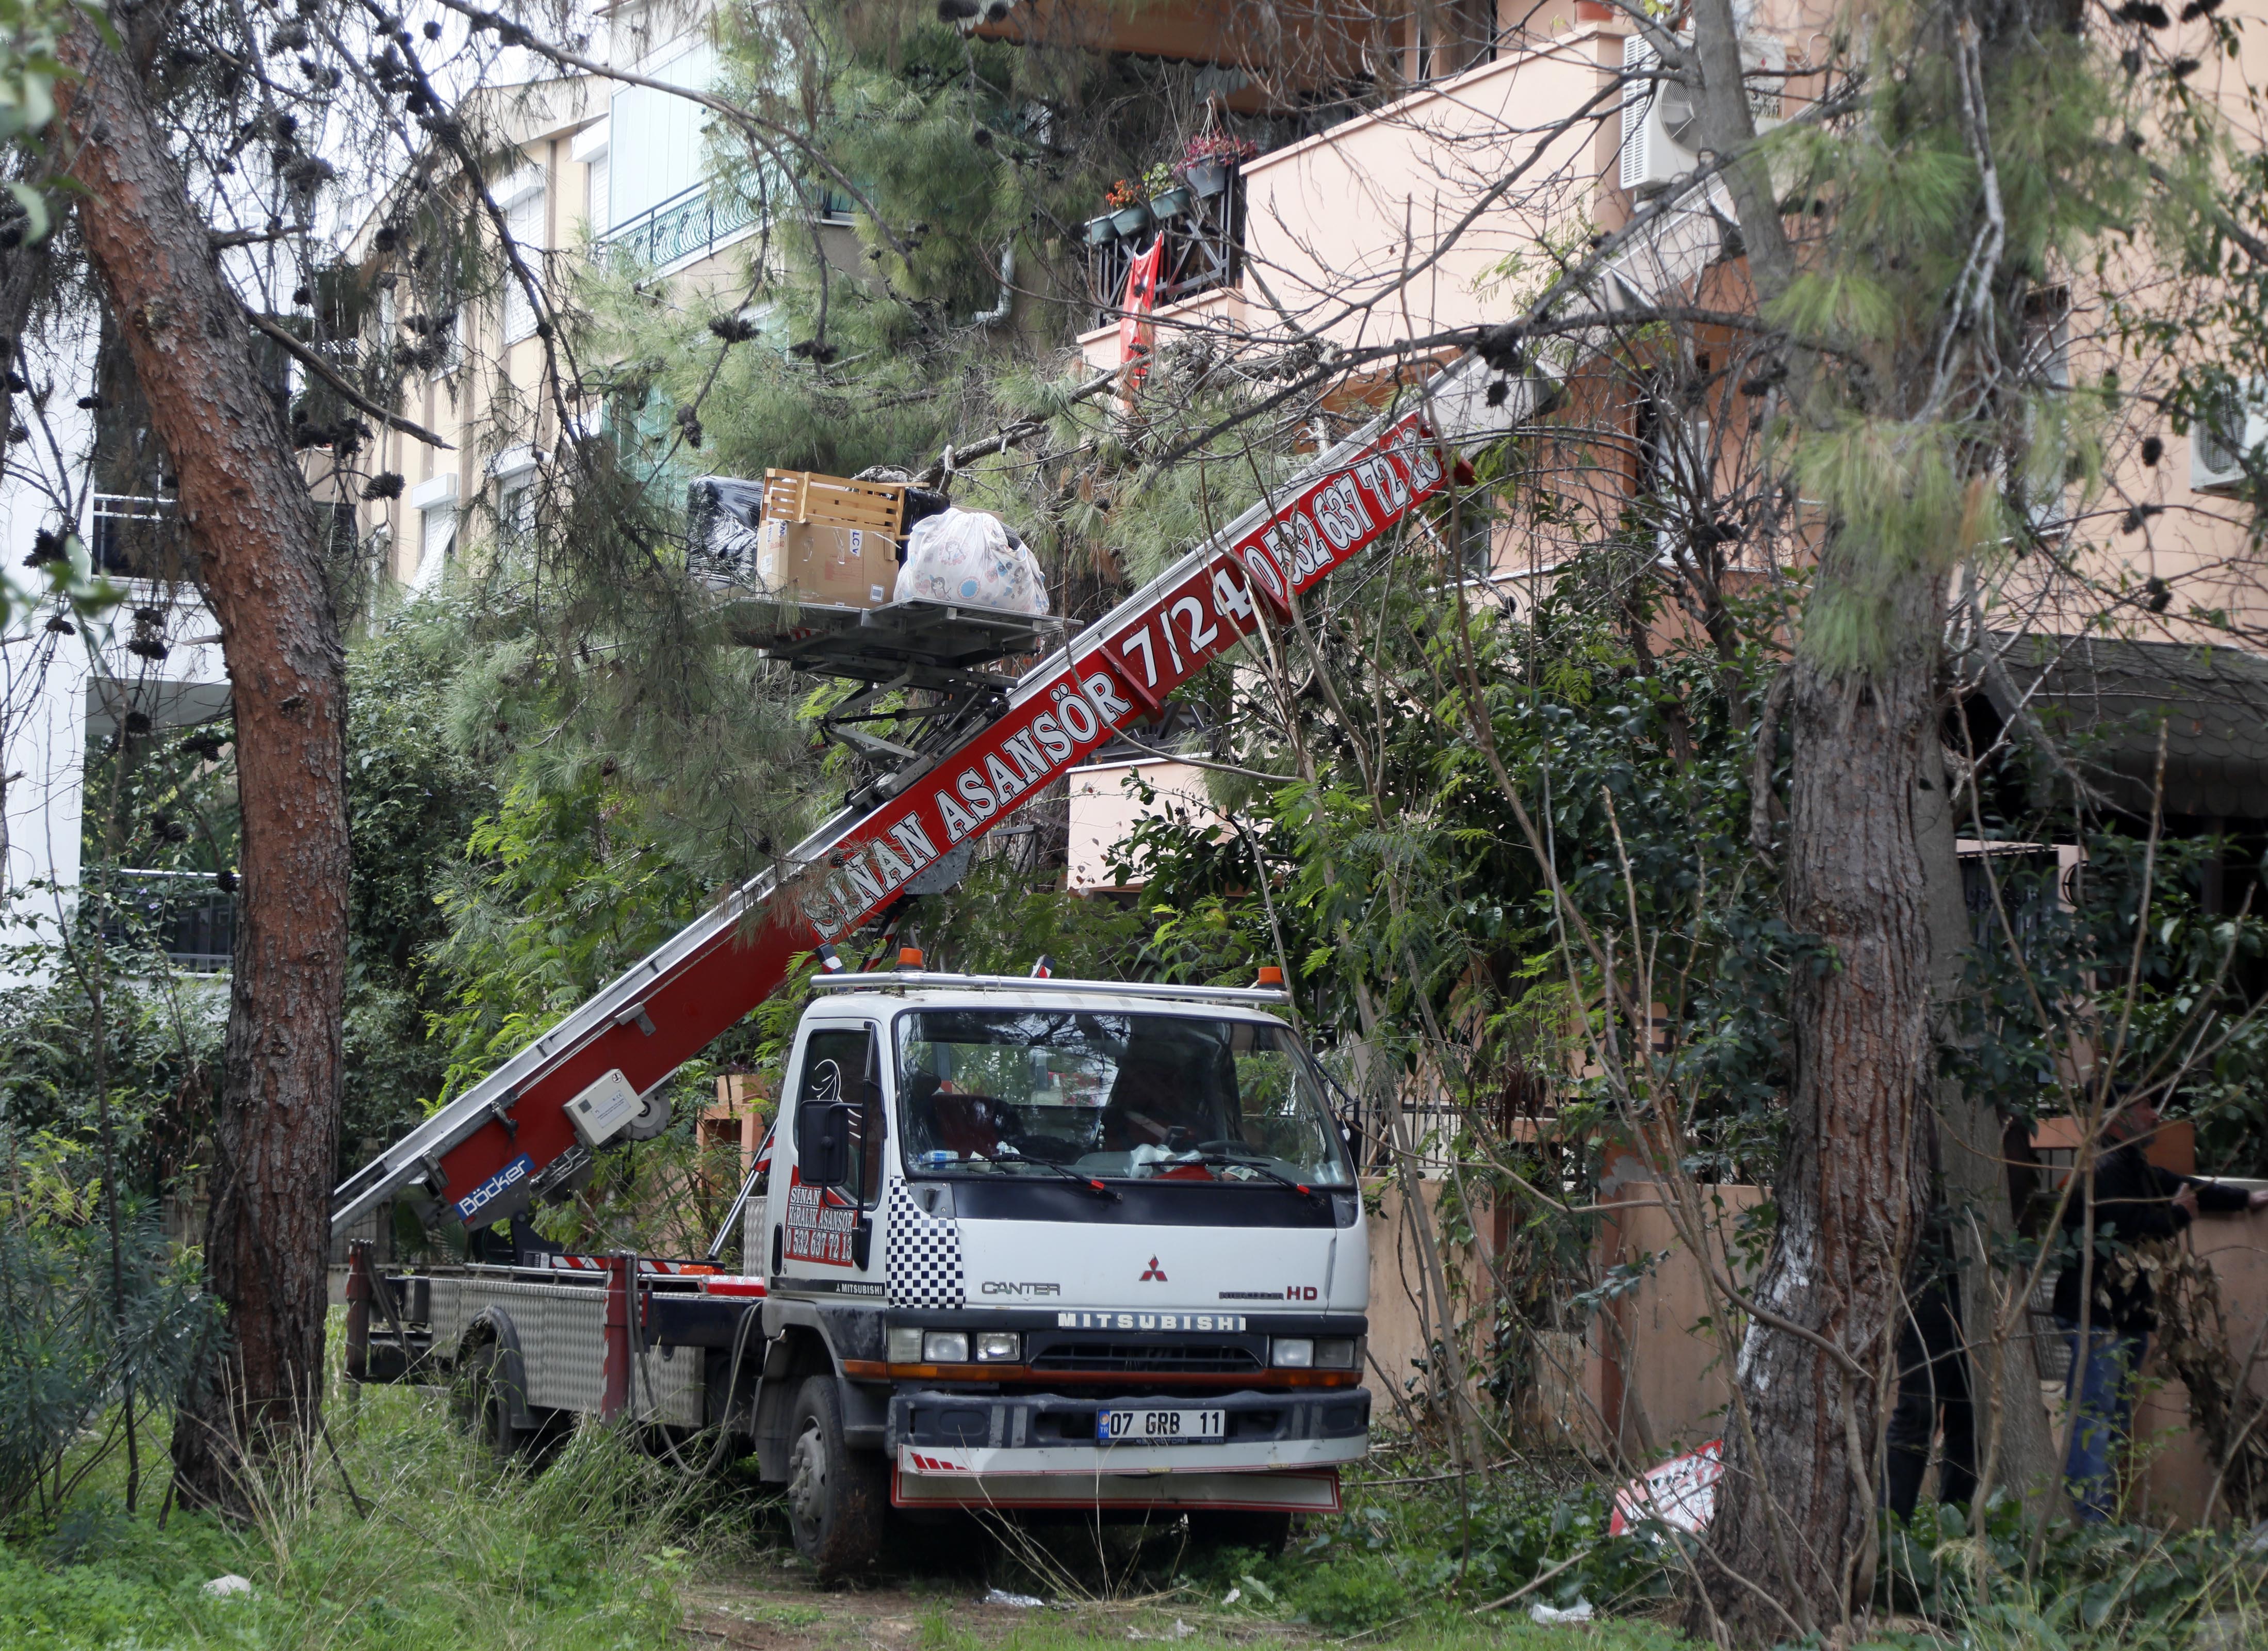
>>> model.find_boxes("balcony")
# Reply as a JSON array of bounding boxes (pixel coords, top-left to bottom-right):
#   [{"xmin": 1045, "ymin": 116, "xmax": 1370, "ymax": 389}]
[
  {"xmin": 1083, "ymin": 165, "xmax": 1244, "ymax": 331},
  {"xmin": 596, "ymin": 181, "xmax": 759, "ymax": 270},
  {"xmin": 90, "ymin": 493, "xmax": 194, "ymax": 583},
  {"xmin": 91, "ymin": 868, "xmax": 234, "ymax": 974}
]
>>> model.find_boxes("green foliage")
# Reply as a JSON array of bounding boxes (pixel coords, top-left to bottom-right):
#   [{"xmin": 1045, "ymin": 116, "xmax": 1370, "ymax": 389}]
[
  {"xmin": 1879, "ymin": 1494, "xmax": 2263, "ymax": 1644},
  {"xmin": 0, "ymin": 961, "xmax": 224, "ymax": 1206},
  {"xmin": 0, "ymin": 1135, "xmax": 219, "ymax": 1525},
  {"xmin": 1949, "ymin": 823, "xmax": 2268, "ymax": 1175},
  {"xmin": 341, "ymin": 597, "xmax": 497, "ymax": 1156},
  {"xmin": 900, "ymin": 853, "xmax": 1147, "ymax": 980},
  {"xmin": 426, "ymin": 770, "xmax": 710, "ymax": 1102},
  {"xmin": 1763, "ymin": 23, "xmax": 2137, "ymax": 671}
]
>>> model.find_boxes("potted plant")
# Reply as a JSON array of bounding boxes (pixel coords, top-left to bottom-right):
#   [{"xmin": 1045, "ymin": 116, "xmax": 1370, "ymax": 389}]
[
  {"xmin": 1145, "ymin": 161, "xmax": 1191, "ymax": 220},
  {"xmin": 1084, "ymin": 214, "xmax": 1117, "ymax": 246},
  {"xmin": 1176, "ymin": 131, "xmax": 1257, "ymax": 198},
  {"xmin": 1105, "ymin": 178, "xmax": 1149, "ymax": 236}
]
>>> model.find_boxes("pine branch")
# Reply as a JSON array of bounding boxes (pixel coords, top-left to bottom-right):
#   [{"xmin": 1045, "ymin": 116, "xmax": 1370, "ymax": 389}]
[
  {"xmin": 915, "ymin": 364, "xmax": 1124, "ymax": 490},
  {"xmin": 240, "ymin": 307, "xmax": 454, "ymax": 451}
]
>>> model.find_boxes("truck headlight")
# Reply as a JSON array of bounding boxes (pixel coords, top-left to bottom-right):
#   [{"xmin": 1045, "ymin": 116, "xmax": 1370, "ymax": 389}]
[
  {"xmin": 922, "ymin": 1331, "xmax": 970, "ymax": 1364},
  {"xmin": 1271, "ymin": 1337, "xmax": 1315, "ymax": 1368},
  {"xmin": 1315, "ymin": 1337, "xmax": 1359, "ymax": 1369},
  {"xmin": 888, "ymin": 1327, "xmax": 923, "ymax": 1363},
  {"xmin": 974, "ymin": 1331, "xmax": 1021, "ymax": 1362}
]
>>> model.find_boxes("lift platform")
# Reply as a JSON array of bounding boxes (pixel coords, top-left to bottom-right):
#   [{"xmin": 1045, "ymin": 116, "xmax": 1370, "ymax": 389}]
[{"xmin": 711, "ymin": 594, "xmax": 1074, "ymax": 694}]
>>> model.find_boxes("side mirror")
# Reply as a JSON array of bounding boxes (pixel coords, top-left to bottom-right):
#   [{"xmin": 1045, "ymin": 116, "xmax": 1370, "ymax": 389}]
[{"xmin": 797, "ymin": 1099, "xmax": 852, "ymax": 1187}]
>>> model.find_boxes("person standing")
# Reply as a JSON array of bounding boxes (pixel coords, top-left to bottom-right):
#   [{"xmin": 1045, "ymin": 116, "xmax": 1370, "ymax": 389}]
[{"xmin": 2050, "ymin": 1100, "xmax": 2268, "ymax": 1521}]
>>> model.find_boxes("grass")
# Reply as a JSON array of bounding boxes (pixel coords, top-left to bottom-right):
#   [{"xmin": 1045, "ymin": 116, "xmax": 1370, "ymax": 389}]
[
  {"xmin": 0, "ymin": 1377, "xmax": 1689, "ymax": 1651},
  {"xmin": 0, "ymin": 1381, "xmax": 718, "ymax": 1650},
  {"xmin": 13, "ymin": 1377, "xmax": 2264, "ymax": 1651}
]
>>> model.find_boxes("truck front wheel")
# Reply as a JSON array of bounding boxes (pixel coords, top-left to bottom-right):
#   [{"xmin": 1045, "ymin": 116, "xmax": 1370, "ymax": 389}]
[
  {"xmin": 1187, "ymin": 1509, "xmax": 1293, "ymax": 1556},
  {"xmin": 784, "ymin": 1375, "xmax": 887, "ymax": 1580}
]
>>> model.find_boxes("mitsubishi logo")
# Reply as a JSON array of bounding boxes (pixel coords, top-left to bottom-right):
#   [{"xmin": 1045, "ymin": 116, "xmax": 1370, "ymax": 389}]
[{"xmin": 1139, "ymin": 1257, "xmax": 1167, "ymax": 1282}]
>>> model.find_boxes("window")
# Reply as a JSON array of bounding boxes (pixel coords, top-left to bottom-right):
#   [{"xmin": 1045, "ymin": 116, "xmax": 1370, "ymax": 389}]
[
  {"xmin": 498, "ymin": 477, "xmax": 534, "ymax": 545},
  {"xmin": 2012, "ymin": 294, "xmax": 2074, "ymax": 535},
  {"xmin": 1450, "ymin": 493, "xmax": 1495, "ymax": 580},
  {"xmin": 1643, "ymin": 402, "xmax": 1714, "ymax": 560},
  {"xmin": 500, "ymin": 179, "xmax": 546, "ymax": 344},
  {"xmin": 606, "ymin": 40, "xmax": 719, "ymax": 230},
  {"xmin": 795, "ymin": 1027, "xmax": 885, "ymax": 1212},
  {"xmin": 425, "ymin": 307, "xmax": 460, "ymax": 381},
  {"xmin": 894, "ymin": 1010, "xmax": 1353, "ymax": 1188},
  {"xmin": 586, "ymin": 152, "xmax": 608, "ymax": 233}
]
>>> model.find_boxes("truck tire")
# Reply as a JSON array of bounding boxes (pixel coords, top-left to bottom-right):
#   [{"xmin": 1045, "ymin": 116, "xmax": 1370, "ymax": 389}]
[
  {"xmin": 784, "ymin": 1375, "xmax": 887, "ymax": 1580},
  {"xmin": 1187, "ymin": 1508, "xmax": 1293, "ymax": 1556},
  {"xmin": 451, "ymin": 1337, "xmax": 522, "ymax": 1461}
]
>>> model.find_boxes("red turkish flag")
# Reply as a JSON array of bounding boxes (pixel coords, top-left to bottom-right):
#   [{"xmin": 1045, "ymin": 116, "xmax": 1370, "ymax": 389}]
[{"xmin": 1118, "ymin": 237, "xmax": 1165, "ymax": 390}]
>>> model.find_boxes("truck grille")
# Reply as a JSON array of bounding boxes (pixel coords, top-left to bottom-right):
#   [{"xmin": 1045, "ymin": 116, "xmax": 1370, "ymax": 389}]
[{"xmin": 1029, "ymin": 1341, "xmax": 1263, "ymax": 1374}]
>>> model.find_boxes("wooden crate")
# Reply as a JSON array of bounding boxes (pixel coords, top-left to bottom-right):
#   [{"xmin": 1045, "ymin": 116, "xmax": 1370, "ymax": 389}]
[{"xmin": 761, "ymin": 469, "xmax": 906, "ymax": 536}]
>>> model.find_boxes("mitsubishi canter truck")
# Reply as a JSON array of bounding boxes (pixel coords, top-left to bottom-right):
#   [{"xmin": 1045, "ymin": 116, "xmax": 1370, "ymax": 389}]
[{"xmin": 346, "ymin": 963, "xmax": 1373, "ymax": 1576}]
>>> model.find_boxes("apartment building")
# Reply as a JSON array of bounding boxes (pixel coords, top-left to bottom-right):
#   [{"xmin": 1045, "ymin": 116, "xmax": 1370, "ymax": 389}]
[
  {"xmin": 350, "ymin": 1, "xmax": 812, "ymax": 587},
  {"xmin": 1034, "ymin": 0, "xmax": 2268, "ymax": 893}
]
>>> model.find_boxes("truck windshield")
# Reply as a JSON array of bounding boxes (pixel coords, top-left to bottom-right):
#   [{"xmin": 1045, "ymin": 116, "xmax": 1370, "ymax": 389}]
[{"xmin": 894, "ymin": 1010, "xmax": 1353, "ymax": 1188}]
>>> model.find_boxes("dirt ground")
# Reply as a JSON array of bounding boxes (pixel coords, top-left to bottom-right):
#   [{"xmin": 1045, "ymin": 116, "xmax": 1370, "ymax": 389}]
[{"xmin": 680, "ymin": 1559, "xmax": 1312, "ymax": 1651}]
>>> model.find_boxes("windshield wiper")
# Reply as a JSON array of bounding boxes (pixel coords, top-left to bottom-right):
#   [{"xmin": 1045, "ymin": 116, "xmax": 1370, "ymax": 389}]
[
  {"xmin": 1190, "ymin": 1150, "xmax": 1329, "ymax": 1206},
  {"xmin": 993, "ymin": 1147, "xmax": 1121, "ymax": 1202}
]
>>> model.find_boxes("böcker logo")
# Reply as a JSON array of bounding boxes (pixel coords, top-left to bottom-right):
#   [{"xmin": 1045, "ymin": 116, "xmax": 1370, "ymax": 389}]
[{"xmin": 1139, "ymin": 1257, "xmax": 1167, "ymax": 1282}]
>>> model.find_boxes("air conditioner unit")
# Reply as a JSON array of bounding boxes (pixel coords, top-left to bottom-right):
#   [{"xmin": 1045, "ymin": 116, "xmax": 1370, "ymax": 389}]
[
  {"xmin": 2191, "ymin": 377, "xmax": 2268, "ymax": 494},
  {"xmin": 1619, "ymin": 33, "xmax": 1787, "ymax": 198}
]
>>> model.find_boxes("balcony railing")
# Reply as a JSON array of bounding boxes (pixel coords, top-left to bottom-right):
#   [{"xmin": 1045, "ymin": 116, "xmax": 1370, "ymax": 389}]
[
  {"xmin": 91, "ymin": 868, "xmax": 234, "ymax": 974},
  {"xmin": 597, "ymin": 182, "xmax": 760, "ymax": 270},
  {"xmin": 1085, "ymin": 170, "xmax": 1244, "ymax": 331}
]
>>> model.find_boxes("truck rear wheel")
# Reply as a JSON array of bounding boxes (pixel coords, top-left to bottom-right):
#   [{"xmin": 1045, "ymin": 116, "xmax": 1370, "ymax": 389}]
[
  {"xmin": 784, "ymin": 1375, "xmax": 887, "ymax": 1580},
  {"xmin": 451, "ymin": 1337, "xmax": 522, "ymax": 1461},
  {"xmin": 1187, "ymin": 1508, "xmax": 1293, "ymax": 1556}
]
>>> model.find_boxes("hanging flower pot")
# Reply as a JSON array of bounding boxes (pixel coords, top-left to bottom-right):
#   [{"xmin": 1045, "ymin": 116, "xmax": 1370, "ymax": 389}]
[
  {"xmin": 1084, "ymin": 215, "xmax": 1117, "ymax": 246},
  {"xmin": 1111, "ymin": 202, "xmax": 1151, "ymax": 236},
  {"xmin": 1185, "ymin": 160, "xmax": 1229, "ymax": 198},
  {"xmin": 1151, "ymin": 184, "xmax": 1193, "ymax": 220}
]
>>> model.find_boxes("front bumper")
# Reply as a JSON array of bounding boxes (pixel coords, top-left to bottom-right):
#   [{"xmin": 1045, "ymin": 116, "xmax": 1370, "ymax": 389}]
[{"xmin": 888, "ymin": 1385, "xmax": 1368, "ymax": 1483}]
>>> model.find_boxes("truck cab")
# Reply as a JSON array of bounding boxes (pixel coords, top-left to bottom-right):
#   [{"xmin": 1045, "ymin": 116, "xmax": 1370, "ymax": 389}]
[{"xmin": 756, "ymin": 967, "xmax": 1372, "ymax": 1571}]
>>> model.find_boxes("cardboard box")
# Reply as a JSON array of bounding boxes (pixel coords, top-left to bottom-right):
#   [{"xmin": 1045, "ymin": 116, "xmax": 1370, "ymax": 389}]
[{"xmin": 755, "ymin": 519, "xmax": 899, "ymax": 608}]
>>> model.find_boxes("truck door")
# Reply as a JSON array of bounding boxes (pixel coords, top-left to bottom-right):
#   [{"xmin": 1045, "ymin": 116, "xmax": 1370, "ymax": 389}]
[{"xmin": 772, "ymin": 1022, "xmax": 888, "ymax": 1300}]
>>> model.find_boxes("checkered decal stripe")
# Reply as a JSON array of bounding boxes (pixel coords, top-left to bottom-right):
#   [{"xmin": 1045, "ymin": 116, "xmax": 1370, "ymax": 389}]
[{"xmin": 885, "ymin": 1183, "xmax": 965, "ymax": 1310}]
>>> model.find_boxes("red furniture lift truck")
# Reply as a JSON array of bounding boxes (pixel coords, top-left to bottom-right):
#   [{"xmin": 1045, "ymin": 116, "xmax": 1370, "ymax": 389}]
[{"xmin": 333, "ymin": 351, "xmax": 1524, "ymax": 1575}]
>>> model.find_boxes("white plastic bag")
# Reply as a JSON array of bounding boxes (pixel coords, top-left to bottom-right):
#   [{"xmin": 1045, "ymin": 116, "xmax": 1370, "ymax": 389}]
[{"xmin": 894, "ymin": 508, "xmax": 1049, "ymax": 616}]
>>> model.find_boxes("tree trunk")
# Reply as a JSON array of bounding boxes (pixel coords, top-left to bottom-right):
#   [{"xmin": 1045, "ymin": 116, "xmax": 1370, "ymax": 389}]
[
  {"xmin": 1690, "ymin": 572, "xmax": 1939, "ymax": 1641},
  {"xmin": 1915, "ymin": 751, "xmax": 2065, "ymax": 1518},
  {"xmin": 56, "ymin": 21, "xmax": 349, "ymax": 1514}
]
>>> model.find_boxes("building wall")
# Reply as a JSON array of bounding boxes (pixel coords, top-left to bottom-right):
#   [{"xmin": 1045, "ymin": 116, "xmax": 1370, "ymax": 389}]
[{"xmin": 1064, "ymin": 756, "xmax": 1218, "ymax": 891}]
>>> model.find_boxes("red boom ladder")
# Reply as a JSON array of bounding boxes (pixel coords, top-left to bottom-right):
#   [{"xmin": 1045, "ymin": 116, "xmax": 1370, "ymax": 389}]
[{"xmin": 330, "ymin": 353, "xmax": 1523, "ymax": 1236}]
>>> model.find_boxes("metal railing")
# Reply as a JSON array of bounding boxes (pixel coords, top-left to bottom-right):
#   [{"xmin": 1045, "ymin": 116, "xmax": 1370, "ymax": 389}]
[
  {"xmin": 597, "ymin": 182, "xmax": 759, "ymax": 269},
  {"xmin": 1086, "ymin": 171, "xmax": 1245, "ymax": 331},
  {"xmin": 89, "ymin": 493, "xmax": 184, "ymax": 580}
]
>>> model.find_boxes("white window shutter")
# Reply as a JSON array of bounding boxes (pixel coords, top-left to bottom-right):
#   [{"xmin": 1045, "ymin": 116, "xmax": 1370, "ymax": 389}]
[
  {"xmin": 418, "ymin": 505, "xmax": 456, "ymax": 586},
  {"xmin": 1620, "ymin": 36, "xmax": 1657, "ymax": 196},
  {"xmin": 501, "ymin": 186, "xmax": 546, "ymax": 343}
]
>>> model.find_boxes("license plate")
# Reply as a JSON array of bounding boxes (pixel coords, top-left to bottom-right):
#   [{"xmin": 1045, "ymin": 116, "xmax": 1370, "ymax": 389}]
[{"xmin": 1096, "ymin": 1407, "xmax": 1226, "ymax": 1443}]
